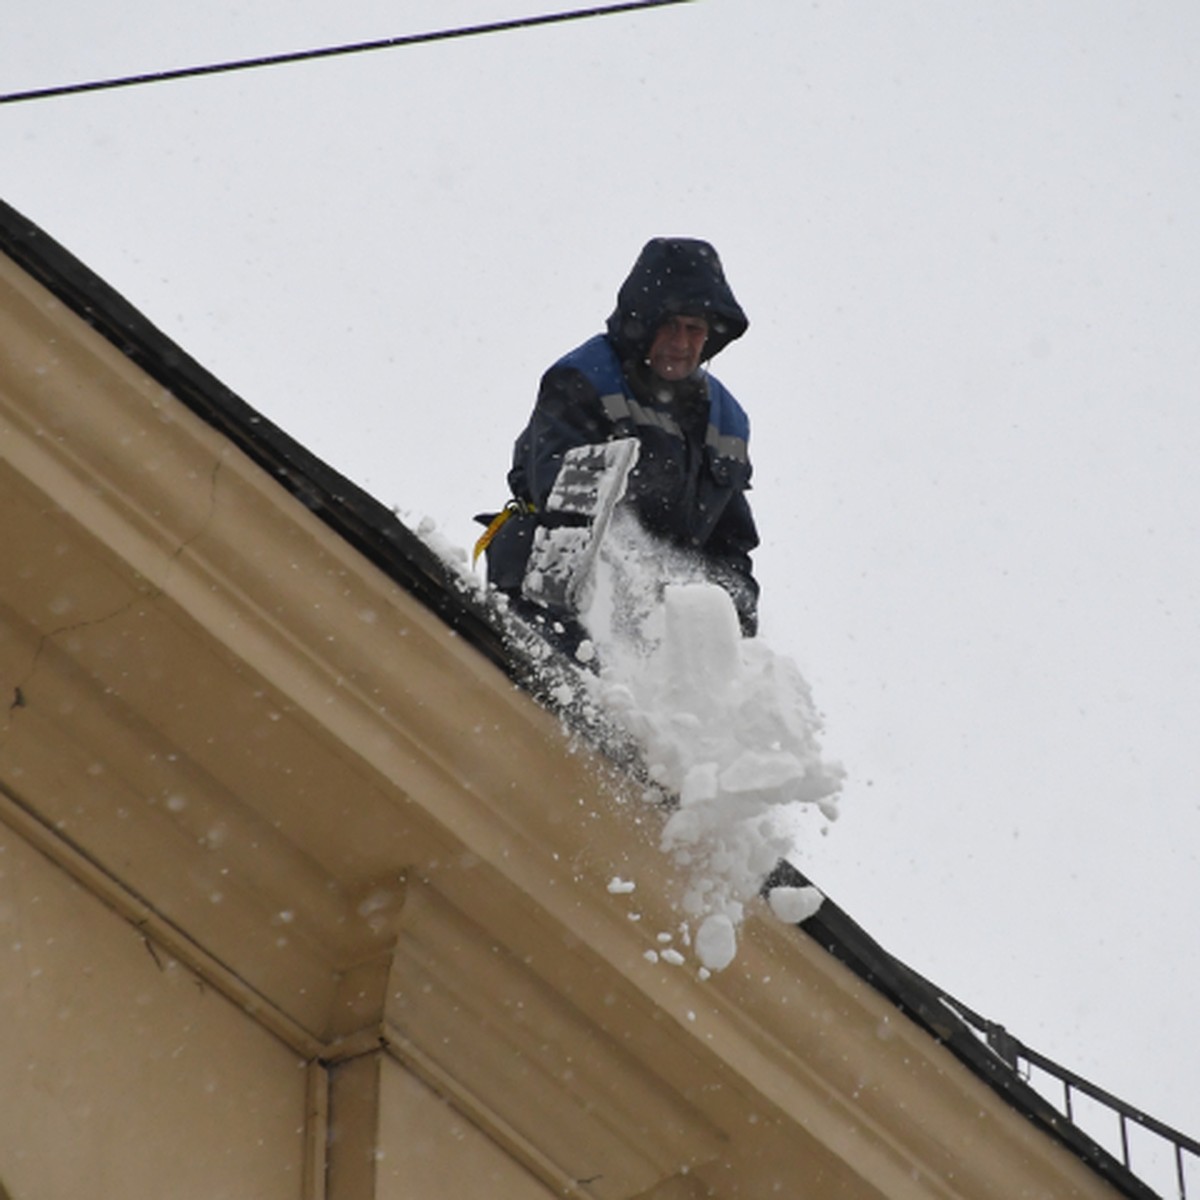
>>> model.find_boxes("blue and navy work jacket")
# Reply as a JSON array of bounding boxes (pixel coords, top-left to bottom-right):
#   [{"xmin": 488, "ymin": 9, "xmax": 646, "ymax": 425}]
[{"xmin": 487, "ymin": 334, "xmax": 760, "ymax": 630}]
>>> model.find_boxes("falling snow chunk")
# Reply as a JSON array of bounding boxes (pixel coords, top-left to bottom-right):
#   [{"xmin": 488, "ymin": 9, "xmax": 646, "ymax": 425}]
[
  {"xmin": 695, "ymin": 913, "xmax": 738, "ymax": 972},
  {"xmin": 718, "ymin": 749, "xmax": 807, "ymax": 796},
  {"xmin": 607, "ymin": 877, "xmax": 636, "ymax": 894},
  {"xmin": 766, "ymin": 885, "xmax": 824, "ymax": 925}
]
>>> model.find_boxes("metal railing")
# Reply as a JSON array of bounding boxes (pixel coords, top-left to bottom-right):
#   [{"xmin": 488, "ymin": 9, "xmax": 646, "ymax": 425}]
[
  {"xmin": 945, "ymin": 996, "xmax": 1200, "ymax": 1199},
  {"xmin": 765, "ymin": 860, "xmax": 1195, "ymax": 1198}
]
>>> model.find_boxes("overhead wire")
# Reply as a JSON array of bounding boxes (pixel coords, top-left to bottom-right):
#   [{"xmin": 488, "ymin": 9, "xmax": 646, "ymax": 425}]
[{"xmin": 0, "ymin": 0, "xmax": 694, "ymax": 108}]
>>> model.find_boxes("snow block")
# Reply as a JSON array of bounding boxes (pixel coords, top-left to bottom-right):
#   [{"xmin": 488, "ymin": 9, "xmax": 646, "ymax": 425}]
[{"xmin": 661, "ymin": 583, "xmax": 742, "ymax": 707}]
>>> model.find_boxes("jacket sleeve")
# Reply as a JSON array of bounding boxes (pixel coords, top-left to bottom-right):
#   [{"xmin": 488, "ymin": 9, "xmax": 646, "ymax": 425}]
[
  {"xmin": 509, "ymin": 366, "xmax": 616, "ymax": 508},
  {"xmin": 485, "ymin": 366, "xmax": 616, "ymax": 596}
]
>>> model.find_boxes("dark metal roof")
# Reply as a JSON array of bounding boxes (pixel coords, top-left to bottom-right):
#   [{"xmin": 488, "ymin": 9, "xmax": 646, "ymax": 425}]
[{"xmin": 0, "ymin": 197, "xmax": 1174, "ymax": 1200}]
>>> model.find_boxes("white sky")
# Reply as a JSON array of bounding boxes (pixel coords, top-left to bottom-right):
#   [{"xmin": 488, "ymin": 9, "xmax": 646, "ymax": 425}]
[{"xmin": 3, "ymin": 0, "xmax": 1199, "ymax": 1155}]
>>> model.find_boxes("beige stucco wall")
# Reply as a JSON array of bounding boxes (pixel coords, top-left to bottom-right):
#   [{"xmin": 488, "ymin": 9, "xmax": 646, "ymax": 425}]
[
  {"xmin": 0, "ymin": 823, "xmax": 308, "ymax": 1200},
  {"xmin": 376, "ymin": 1059, "xmax": 557, "ymax": 1200}
]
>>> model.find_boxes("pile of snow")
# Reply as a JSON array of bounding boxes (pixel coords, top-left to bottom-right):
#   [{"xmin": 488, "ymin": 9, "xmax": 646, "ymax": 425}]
[{"xmin": 577, "ymin": 516, "xmax": 843, "ymax": 972}]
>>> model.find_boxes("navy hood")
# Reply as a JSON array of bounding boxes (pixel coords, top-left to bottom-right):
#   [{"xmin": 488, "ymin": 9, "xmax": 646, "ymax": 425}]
[{"xmin": 606, "ymin": 237, "xmax": 749, "ymax": 362}]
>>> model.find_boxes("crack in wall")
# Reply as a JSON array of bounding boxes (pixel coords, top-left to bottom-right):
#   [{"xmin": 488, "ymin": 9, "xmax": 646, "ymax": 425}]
[{"xmin": 4, "ymin": 457, "xmax": 224, "ymax": 723}]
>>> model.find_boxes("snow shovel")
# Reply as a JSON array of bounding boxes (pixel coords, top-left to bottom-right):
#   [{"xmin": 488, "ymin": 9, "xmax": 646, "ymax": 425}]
[{"xmin": 522, "ymin": 437, "xmax": 639, "ymax": 614}]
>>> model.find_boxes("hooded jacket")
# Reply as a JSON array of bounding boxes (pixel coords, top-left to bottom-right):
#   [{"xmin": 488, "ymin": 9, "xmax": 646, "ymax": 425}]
[{"xmin": 487, "ymin": 238, "xmax": 759, "ymax": 633}]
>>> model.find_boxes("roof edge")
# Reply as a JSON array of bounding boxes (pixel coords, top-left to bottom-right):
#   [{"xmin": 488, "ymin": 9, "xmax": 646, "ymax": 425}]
[{"xmin": 0, "ymin": 198, "xmax": 518, "ymax": 678}]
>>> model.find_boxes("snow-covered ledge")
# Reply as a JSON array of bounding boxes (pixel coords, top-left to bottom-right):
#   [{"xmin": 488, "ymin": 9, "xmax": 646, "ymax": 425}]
[{"xmin": 0, "ymin": 240, "xmax": 1124, "ymax": 1200}]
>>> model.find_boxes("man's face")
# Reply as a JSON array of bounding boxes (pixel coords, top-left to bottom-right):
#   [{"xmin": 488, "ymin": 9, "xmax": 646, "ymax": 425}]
[{"xmin": 647, "ymin": 315, "xmax": 709, "ymax": 381}]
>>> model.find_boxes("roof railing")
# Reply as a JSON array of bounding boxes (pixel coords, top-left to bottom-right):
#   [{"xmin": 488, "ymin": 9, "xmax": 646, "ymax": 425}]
[
  {"xmin": 767, "ymin": 859, "xmax": 1196, "ymax": 1200},
  {"xmin": 944, "ymin": 996, "xmax": 1200, "ymax": 1200}
]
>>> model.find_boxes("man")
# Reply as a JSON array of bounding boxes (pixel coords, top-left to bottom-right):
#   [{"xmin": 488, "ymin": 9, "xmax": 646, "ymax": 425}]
[{"xmin": 480, "ymin": 237, "xmax": 759, "ymax": 641}]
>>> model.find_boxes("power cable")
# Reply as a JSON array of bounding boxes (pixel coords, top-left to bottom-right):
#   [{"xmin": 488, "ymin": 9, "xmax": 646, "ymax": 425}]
[{"xmin": 0, "ymin": 0, "xmax": 694, "ymax": 107}]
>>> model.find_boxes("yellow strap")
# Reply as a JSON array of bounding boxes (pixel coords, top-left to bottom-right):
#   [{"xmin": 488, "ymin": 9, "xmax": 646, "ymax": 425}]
[{"xmin": 473, "ymin": 504, "xmax": 521, "ymax": 565}]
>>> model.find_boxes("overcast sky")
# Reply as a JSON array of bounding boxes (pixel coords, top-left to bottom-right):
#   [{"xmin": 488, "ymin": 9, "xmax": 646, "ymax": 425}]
[{"xmin": 3, "ymin": 0, "xmax": 1198, "ymax": 1163}]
